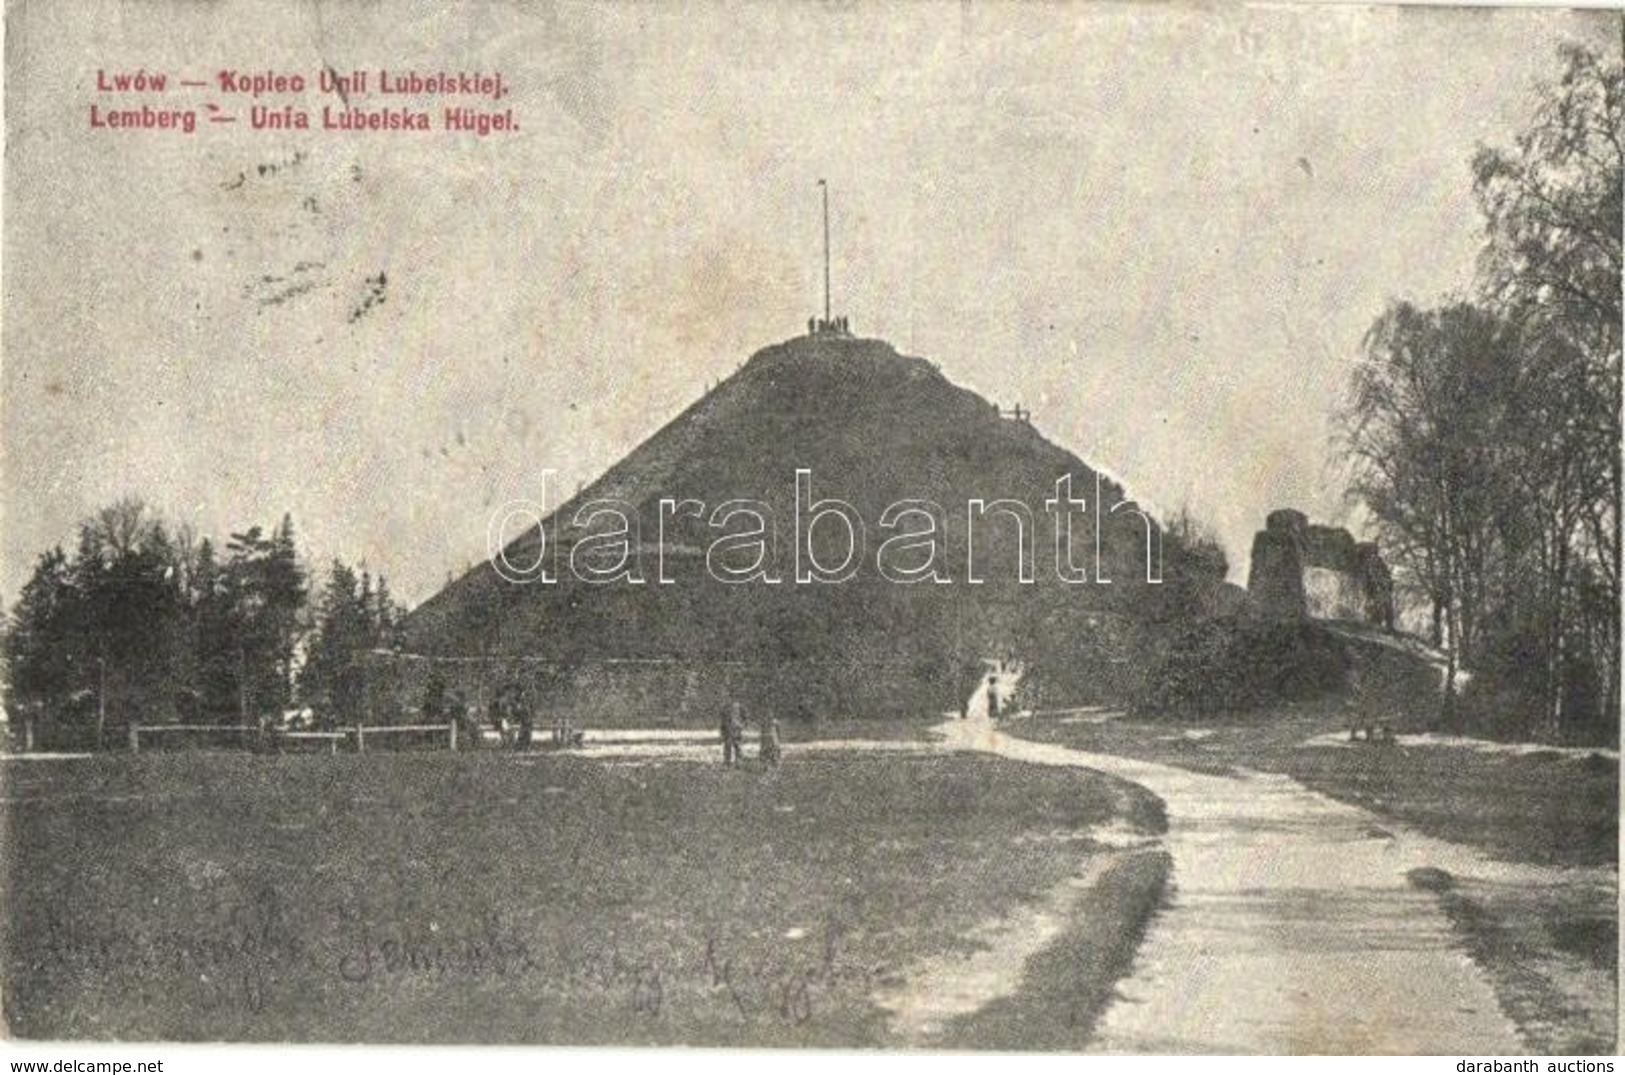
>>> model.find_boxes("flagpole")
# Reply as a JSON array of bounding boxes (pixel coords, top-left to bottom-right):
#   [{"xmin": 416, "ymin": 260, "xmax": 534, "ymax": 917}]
[{"xmin": 819, "ymin": 179, "xmax": 830, "ymax": 324}]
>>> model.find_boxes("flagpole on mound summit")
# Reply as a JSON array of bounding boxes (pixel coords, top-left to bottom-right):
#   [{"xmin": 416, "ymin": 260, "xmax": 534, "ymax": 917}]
[{"xmin": 818, "ymin": 178, "xmax": 830, "ymax": 325}]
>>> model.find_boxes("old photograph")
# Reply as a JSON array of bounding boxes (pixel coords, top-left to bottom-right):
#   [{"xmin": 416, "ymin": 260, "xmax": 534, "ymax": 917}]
[{"xmin": 1, "ymin": 0, "xmax": 1619, "ymax": 1058}]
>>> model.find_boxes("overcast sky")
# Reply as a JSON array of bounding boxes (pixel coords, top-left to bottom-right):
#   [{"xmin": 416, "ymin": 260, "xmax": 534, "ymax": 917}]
[{"xmin": 4, "ymin": 1, "xmax": 1618, "ymax": 606}]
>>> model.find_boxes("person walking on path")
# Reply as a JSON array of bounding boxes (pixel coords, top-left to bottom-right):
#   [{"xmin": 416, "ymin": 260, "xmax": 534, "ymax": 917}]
[
  {"xmin": 759, "ymin": 716, "xmax": 782, "ymax": 768},
  {"xmin": 721, "ymin": 701, "xmax": 744, "ymax": 766}
]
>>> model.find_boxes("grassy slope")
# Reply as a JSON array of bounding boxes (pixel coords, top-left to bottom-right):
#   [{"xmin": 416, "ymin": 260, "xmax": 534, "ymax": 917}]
[
  {"xmin": 1, "ymin": 750, "xmax": 1163, "ymax": 1046},
  {"xmin": 1415, "ymin": 872, "xmax": 1618, "ymax": 1055},
  {"xmin": 937, "ymin": 849, "xmax": 1172, "ymax": 1051}
]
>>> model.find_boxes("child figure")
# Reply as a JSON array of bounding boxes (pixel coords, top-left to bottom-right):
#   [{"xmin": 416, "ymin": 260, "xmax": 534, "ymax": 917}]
[{"xmin": 760, "ymin": 717, "xmax": 782, "ymax": 768}]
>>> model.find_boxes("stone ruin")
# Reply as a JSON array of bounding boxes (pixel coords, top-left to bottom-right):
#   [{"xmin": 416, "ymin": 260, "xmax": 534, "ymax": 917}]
[{"xmin": 1247, "ymin": 509, "xmax": 1394, "ymax": 627}]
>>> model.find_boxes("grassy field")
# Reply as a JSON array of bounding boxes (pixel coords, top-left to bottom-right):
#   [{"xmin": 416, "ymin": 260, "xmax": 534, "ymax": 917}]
[
  {"xmin": 1013, "ymin": 699, "xmax": 1617, "ymax": 868},
  {"xmin": 1, "ymin": 749, "xmax": 1163, "ymax": 1046}
]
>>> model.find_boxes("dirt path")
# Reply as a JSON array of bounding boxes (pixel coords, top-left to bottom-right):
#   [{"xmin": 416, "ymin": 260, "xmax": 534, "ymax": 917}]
[{"xmin": 938, "ymin": 715, "xmax": 1535, "ymax": 1054}]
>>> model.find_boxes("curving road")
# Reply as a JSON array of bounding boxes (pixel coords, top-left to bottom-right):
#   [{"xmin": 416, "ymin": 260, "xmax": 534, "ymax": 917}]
[{"xmin": 937, "ymin": 714, "xmax": 1537, "ymax": 1054}]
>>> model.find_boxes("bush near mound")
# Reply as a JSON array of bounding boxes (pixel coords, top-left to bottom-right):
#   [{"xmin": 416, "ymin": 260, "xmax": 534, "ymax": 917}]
[{"xmin": 1136, "ymin": 614, "xmax": 1350, "ymax": 717}]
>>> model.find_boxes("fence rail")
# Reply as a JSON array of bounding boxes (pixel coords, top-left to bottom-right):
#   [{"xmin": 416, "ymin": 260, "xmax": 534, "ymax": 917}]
[
  {"xmin": 352, "ymin": 723, "xmax": 458, "ymax": 752},
  {"xmin": 128, "ymin": 724, "xmax": 261, "ymax": 752},
  {"xmin": 126, "ymin": 722, "xmax": 459, "ymax": 754}
]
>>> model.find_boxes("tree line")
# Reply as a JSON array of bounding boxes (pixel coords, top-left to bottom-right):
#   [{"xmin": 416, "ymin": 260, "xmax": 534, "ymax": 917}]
[
  {"xmin": 2, "ymin": 498, "xmax": 402, "ymax": 749},
  {"xmin": 1341, "ymin": 40, "xmax": 1621, "ymax": 743}
]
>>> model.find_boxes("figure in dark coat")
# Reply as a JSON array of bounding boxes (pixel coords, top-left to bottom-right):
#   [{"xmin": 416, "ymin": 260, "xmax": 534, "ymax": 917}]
[{"xmin": 721, "ymin": 702, "xmax": 744, "ymax": 766}]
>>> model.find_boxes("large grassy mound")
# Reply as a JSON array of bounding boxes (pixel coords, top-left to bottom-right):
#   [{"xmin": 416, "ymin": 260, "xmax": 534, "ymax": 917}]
[{"xmin": 393, "ymin": 334, "xmax": 1173, "ymax": 726}]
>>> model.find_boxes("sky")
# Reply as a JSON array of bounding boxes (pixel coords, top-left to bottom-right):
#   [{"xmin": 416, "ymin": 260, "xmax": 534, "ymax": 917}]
[{"xmin": 3, "ymin": 1, "xmax": 1618, "ymax": 607}]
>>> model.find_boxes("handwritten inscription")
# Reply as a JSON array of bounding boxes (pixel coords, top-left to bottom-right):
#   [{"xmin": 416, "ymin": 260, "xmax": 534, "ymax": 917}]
[
  {"xmin": 37, "ymin": 887, "xmax": 312, "ymax": 1013},
  {"xmin": 695, "ymin": 929, "xmax": 877, "ymax": 1024},
  {"xmin": 337, "ymin": 914, "xmax": 538, "ymax": 985},
  {"xmin": 29, "ymin": 889, "xmax": 882, "ymax": 1027}
]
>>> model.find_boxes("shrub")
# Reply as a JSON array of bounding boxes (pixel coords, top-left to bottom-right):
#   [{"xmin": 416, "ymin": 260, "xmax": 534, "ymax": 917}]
[{"xmin": 1136, "ymin": 614, "xmax": 1350, "ymax": 716}]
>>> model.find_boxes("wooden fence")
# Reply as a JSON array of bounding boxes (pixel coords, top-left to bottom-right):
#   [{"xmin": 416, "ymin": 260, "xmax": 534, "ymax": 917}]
[{"xmin": 126, "ymin": 722, "xmax": 459, "ymax": 754}]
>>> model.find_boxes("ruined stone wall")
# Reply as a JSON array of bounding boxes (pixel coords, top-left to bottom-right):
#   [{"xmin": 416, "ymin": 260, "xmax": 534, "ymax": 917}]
[{"xmin": 1247, "ymin": 509, "xmax": 1394, "ymax": 626}]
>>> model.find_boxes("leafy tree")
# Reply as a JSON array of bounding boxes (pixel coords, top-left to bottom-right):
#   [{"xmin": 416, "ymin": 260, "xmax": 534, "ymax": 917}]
[
  {"xmin": 71, "ymin": 499, "xmax": 189, "ymax": 742},
  {"xmin": 188, "ymin": 537, "xmax": 241, "ymax": 720},
  {"xmin": 1474, "ymin": 41, "xmax": 1622, "ymax": 356},
  {"xmin": 1473, "ymin": 38, "xmax": 1623, "ymax": 723},
  {"xmin": 1340, "ymin": 37, "xmax": 1622, "ymax": 741},
  {"xmin": 1163, "ymin": 507, "xmax": 1229, "ymax": 584},
  {"xmin": 299, "ymin": 560, "xmax": 401, "ymax": 724},
  {"xmin": 1345, "ymin": 303, "xmax": 1520, "ymax": 662},
  {"xmin": 3, "ymin": 548, "xmax": 87, "ymax": 747},
  {"xmin": 221, "ymin": 517, "xmax": 307, "ymax": 725},
  {"xmin": 2, "ymin": 501, "xmax": 347, "ymax": 746}
]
